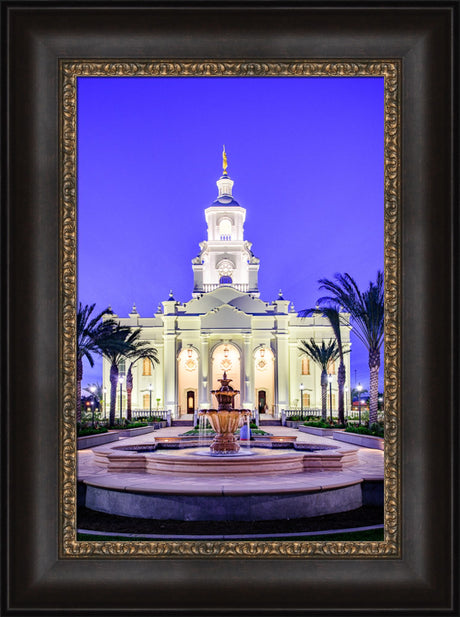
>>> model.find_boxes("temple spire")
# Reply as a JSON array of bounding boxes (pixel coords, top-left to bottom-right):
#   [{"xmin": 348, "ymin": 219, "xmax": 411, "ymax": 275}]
[
  {"xmin": 216, "ymin": 146, "xmax": 234, "ymax": 197},
  {"xmin": 222, "ymin": 145, "xmax": 228, "ymax": 175}
]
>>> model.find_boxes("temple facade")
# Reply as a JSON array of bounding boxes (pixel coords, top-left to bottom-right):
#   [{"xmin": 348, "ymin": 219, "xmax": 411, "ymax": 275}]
[{"xmin": 102, "ymin": 153, "xmax": 351, "ymax": 419}]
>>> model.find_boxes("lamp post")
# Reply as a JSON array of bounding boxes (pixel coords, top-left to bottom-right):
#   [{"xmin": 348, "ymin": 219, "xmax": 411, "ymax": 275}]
[
  {"xmin": 103, "ymin": 387, "xmax": 107, "ymax": 420},
  {"xmin": 344, "ymin": 385, "xmax": 349, "ymax": 421},
  {"xmin": 118, "ymin": 376, "xmax": 124, "ymax": 422},
  {"xmin": 328, "ymin": 375, "xmax": 333, "ymax": 422},
  {"xmin": 300, "ymin": 383, "xmax": 304, "ymax": 415},
  {"xmin": 89, "ymin": 386, "xmax": 96, "ymax": 427},
  {"xmin": 149, "ymin": 384, "xmax": 152, "ymax": 415},
  {"xmin": 357, "ymin": 383, "xmax": 363, "ymax": 425}
]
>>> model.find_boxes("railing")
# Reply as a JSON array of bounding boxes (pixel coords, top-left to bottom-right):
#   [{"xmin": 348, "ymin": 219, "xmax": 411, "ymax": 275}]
[
  {"xmin": 201, "ymin": 283, "xmax": 249, "ymax": 293},
  {"xmin": 131, "ymin": 409, "xmax": 170, "ymax": 421},
  {"xmin": 283, "ymin": 408, "xmax": 323, "ymax": 420},
  {"xmin": 281, "ymin": 409, "xmax": 385, "ymax": 425},
  {"xmin": 347, "ymin": 410, "xmax": 385, "ymax": 422}
]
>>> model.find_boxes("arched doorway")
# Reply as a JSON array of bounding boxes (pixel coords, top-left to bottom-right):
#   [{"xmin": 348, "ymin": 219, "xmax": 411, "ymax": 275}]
[
  {"xmin": 186, "ymin": 390, "xmax": 195, "ymax": 414},
  {"xmin": 258, "ymin": 390, "xmax": 267, "ymax": 414},
  {"xmin": 177, "ymin": 347, "xmax": 198, "ymax": 416},
  {"xmin": 211, "ymin": 343, "xmax": 241, "ymax": 408},
  {"xmin": 254, "ymin": 346, "xmax": 275, "ymax": 415}
]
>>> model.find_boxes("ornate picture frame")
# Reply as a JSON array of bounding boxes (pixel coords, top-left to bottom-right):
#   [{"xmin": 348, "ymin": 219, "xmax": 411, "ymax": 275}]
[
  {"xmin": 3, "ymin": 3, "xmax": 457, "ymax": 614},
  {"xmin": 61, "ymin": 59, "xmax": 400, "ymax": 559}
]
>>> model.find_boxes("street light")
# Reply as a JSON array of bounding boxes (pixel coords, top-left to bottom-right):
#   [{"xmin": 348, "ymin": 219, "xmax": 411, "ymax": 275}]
[
  {"xmin": 328, "ymin": 374, "xmax": 333, "ymax": 422},
  {"xmin": 300, "ymin": 383, "xmax": 304, "ymax": 414},
  {"xmin": 89, "ymin": 386, "xmax": 96, "ymax": 427},
  {"xmin": 149, "ymin": 384, "xmax": 153, "ymax": 415},
  {"xmin": 118, "ymin": 376, "xmax": 124, "ymax": 422},
  {"xmin": 344, "ymin": 385, "xmax": 349, "ymax": 420},
  {"xmin": 357, "ymin": 383, "xmax": 363, "ymax": 425},
  {"xmin": 103, "ymin": 387, "xmax": 107, "ymax": 420}
]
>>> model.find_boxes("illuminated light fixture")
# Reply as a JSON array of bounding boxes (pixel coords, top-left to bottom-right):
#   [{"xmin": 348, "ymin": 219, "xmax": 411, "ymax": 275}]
[
  {"xmin": 260, "ymin": 347, "xmax": 265, "ymax": 358},
  {"xmin": 223, "ymin": 346, "xmax": 229, "ymax": 358},
  {"xmin": 187, "ymin": 346, "xmax": 193, "ymax": 358}
]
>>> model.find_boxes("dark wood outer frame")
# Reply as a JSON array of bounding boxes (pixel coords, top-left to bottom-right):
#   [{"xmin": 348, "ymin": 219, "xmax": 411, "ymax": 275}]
[{"xmin": 2, "ymin": 2, "xmax": 457, "ymax": 615}]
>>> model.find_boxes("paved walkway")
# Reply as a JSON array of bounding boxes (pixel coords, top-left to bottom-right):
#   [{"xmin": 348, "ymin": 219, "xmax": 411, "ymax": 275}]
[{"xmin": 78, "ymin": 424, "xmax": 384, "ymax": 495}]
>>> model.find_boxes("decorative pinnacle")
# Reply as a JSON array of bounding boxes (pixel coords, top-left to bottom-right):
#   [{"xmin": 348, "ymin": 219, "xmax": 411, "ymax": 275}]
[{"xmin": 222, "ymin": 145, "xmax": 228, "ymax": 175}]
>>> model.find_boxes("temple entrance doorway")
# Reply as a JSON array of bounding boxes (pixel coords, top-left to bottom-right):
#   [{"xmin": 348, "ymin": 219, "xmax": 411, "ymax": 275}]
[
  {"xmin": 258, "ymin": 390, "xmax": 267, "ymax": 414},
  {"xmin": 254, "ymin": 346, "xmax": 275, "ymax": 415},
  {"xmin": 211, "ymin": 343, "xmax": 241, "ymax": 408},
  {"xmin": 186, "ymin": 390, "xmax": 195, "ymax": 414},
  {"xmin": 177, "ymin": 347, "xmax": 199, "ymax": 416}
]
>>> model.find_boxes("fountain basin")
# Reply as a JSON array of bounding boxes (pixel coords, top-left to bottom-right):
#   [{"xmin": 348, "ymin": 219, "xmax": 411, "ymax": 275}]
[{"xmin": 93, "ymin": 443, "xmax": 358, "ymax": 474}]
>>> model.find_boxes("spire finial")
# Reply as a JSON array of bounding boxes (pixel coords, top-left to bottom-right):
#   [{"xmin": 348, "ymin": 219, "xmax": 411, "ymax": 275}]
[{"xmin": 222, "ymin": 145, "xmax": 228, "ymax": 175}]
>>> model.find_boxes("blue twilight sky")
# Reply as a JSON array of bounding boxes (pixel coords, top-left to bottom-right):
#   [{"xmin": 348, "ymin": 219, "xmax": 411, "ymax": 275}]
[{"xmin": 77, "ymin": 76, "xmax": 384, "ymax": 393}]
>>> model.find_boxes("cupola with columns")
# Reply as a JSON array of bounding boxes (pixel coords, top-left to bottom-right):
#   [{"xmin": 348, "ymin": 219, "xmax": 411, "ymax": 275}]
[{"xmin": 192, "ymin": 147, "xmax": 260, "ymax": 297}]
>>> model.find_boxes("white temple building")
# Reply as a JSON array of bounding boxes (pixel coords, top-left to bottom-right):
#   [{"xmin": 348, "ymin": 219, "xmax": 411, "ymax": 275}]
[{"xmin": 103, "ymin": 152, "xmax": 351, "ymax": 419}]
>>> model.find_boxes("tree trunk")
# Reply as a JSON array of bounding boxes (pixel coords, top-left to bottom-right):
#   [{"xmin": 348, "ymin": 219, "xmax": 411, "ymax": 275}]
[
  {"xmin": 320, "ymin": 369, "xmax": 328, "ymax": 421},
  {"xmin": 126, "ymin": 367, "xmax": 133, "ymax": 421},
  {"xmin": 109, "ymin": 363, "xmax": 118, "ymax": 427},
  {"xmin": 337, "ymin": 361, "xmax": 346, "ymax": 424},
  {"xmin": 368, "ymin": 349, "xmax": 381, "ymax": 425},
  {"xmin": 77, "ymin": 357, "xmax": 83, "ymax": 424}
]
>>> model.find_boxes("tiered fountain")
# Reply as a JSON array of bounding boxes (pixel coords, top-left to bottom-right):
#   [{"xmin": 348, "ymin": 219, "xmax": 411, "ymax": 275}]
[
  {"xmin": 200, "ymin": 372, "xmax": 251, "ymax": 454},
  {"xmin": 84, "ymin": 372, "xmax": 365, "ymax": 520}
]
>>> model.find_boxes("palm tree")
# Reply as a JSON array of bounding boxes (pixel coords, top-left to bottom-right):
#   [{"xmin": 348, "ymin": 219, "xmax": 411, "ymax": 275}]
[
  {"xmin": 299, "ymin": 307, "xmax": 350, "ymax": 424},
  {"xmin": 101, "ymin": 326, "xmax": 142, "ymax": 427},
  {"xmin": 317, "ymin": 271, "xmax": 384, "ymax": 425},
  {"xmin": 125, "ymin": 345, "xmax": 159, "ymax": 421},
  {"xmin": 298, "ymin": 338, "xmax": 341, "ymax": 421},
  {"xmin": 77, "ymin": 303, "xmax": 117, "ymax": 423}
]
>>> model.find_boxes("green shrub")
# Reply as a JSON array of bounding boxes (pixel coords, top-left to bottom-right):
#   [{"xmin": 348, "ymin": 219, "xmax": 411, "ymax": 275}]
[
  {"xmin": 111, "ymin": 420, "xmax": 148, "ymax": 430},
  {"xmin": 77, "ymin": 427, "xmax": 108, "ymax": 437},
  {"xmin": 345, "ymin": 422, "xmax": 384, "ymax": 437},
  {"xmin": 303, "ymin": 420, "xmax": 346, "ymax": 429}
]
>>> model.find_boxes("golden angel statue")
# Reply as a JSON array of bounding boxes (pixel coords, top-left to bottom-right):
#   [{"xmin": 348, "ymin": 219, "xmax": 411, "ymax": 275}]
[{"xmin": 222, "ymin": 145, "xmax": 228, "ymax": 174}]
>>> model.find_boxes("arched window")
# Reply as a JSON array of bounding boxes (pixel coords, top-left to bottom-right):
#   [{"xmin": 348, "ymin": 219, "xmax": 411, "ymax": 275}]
[
  {"xmin": 302, "ymin": 391, "xmax": 311, "ymax": 407},
  {"xmin": 143, "ymin": 357, "xmax": 152, "ymax": 376},
  {"xmin": 219, "ymin": 275, "xmax": 233, "ymax": 284},
  {"xmin": 301, "ymin": 358, "xmax": 310, "ymax": 375},
  {"xmin": 219, "ymin": 218, "xmax": 232, "ymax": 240},
  {"xmin": 118, "ymin": 359, "xmax": 126, "ymax": 375}
]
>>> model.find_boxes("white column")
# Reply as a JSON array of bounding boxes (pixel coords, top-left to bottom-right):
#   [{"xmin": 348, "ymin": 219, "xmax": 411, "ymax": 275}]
[
  {"xmin": 199, "ymin": 335, "xmax": 210, "ymax": 408},
  {"xmin": 242, "ymin": 334, "xmax": 253, "ymax": 409},
  {"xmin": 275, "ymin": 332, "xmax": 289, "ymax": 418},
  {"xmin": 163, "ymin": 328, "xmax": 177, "ymax": 418}
]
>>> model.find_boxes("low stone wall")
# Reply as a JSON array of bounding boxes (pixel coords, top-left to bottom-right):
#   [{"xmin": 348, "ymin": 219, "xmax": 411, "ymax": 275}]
[
  {"xmin": 333, "ymin": 431, "xmax": 384, "ymax": 450},
  {"xmin": 84, "ymin": 482, "xmax": 363, "ymax": 521},
  {"xmin": 298, "ymin": 426, "xmax": 344, "ymax": 438},
  {"xmin": 118, "ymin": 426, "xmax": 157, "ymax": 438},
  {"xmin": 77, "ymin": 431, "xmax": 120, "ymax": 450}
]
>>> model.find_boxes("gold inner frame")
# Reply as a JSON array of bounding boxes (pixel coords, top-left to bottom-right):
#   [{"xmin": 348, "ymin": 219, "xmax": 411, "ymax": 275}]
[{"xmin": 60, "ymin": 60, "xmax": 400, "ymax": 558}]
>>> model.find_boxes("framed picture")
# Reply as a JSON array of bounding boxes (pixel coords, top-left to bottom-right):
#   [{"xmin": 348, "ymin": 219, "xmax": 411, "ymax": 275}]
[{"xmin": 3, "ymin": 2, "xmax": 457, "ymax": 614}]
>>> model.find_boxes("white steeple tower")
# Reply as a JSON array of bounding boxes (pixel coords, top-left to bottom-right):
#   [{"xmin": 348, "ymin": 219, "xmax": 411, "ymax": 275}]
[{"xmin": 192, "ymin": 148, "xmax": 260, "ymax": 297}]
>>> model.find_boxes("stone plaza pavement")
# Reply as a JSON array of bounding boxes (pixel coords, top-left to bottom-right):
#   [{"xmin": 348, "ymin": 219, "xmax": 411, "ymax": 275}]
[{"xmin": 78, "ymin": 424, "xmax": 384, "ymax": 496}]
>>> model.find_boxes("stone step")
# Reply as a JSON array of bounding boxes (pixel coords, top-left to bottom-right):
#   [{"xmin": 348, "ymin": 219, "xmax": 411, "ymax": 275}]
[
  {"xmin": 259, "ymin": 419, "xmax": 282, "ymax": 426},
  {"xmin": 171, "ymin": 419, "xmax": 194, "ymax": 427}
]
